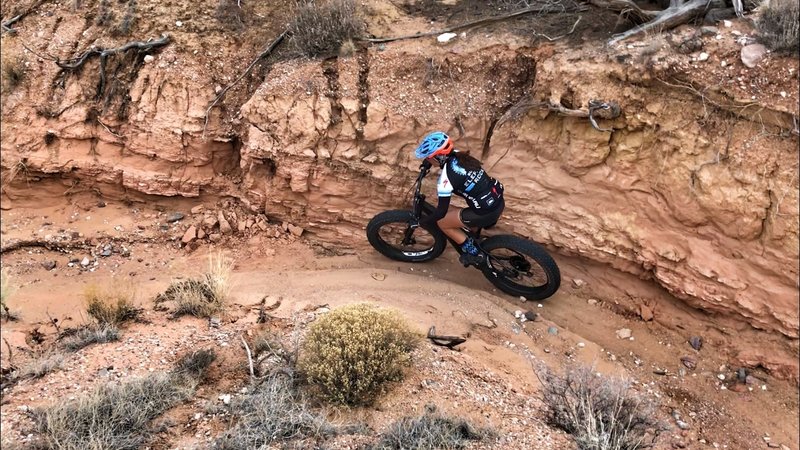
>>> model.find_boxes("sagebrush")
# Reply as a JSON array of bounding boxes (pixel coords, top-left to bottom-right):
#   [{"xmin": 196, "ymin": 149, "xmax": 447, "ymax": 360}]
[
  {"xmin": 756, "ymin": 0, "xmax": 799, "ymax": 53},
  {"xmin": 539, "ymin": 366, "xmax": 667, "ymax": 450},
  {"xmin": 60, "ymin": 325, "xmax": 120, "ymax": 352},
  {"xmin": 299, "ymin": 303, "xmax": 419, "ymax": 405},
  {"xmin": 288, "ymin": 0, "xmax": 365, "ymax": 58}
]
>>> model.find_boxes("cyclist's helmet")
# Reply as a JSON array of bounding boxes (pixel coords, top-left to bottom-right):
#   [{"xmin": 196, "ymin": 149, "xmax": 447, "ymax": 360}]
[{"xmin": 414, "ymin": 131, "xmax": 454, "ymax": 159}]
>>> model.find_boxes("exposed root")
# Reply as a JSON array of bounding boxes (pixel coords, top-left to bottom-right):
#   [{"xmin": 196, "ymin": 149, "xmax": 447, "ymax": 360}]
[
  {"xmin": 607, "ymin": 0, "xmax": 712, "ymax": 45},
  {"xmin": 203, "ymin": 30, "xmax": 288, "ymax": 137}
]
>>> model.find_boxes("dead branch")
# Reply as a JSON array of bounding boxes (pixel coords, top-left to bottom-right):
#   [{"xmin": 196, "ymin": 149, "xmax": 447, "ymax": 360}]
[
  {"xmin": 0, "ymin": 238, "xmax": 93, "ymax": 254},
  {"xmin": 241, "ymin": 335, "xmax": 255, "ymax": 379},
  {"xmin": 1, "ymin": 0, "xmax": 49, "ymax": 33},
  {"xmin": 55, "ymin": 34, "xmax": 170, "ymax": 98},
  {"xmin": 498, "ymin": 98, "xmax": 620, "ymax": 131},
  {"xmin": 588, "ymin": 0, "xmax": 659, "ymax": 23},
  {"xmin": 203, "ymin": 30, "xmax": 287, "ymax": 137},
  {"xmin": 2, "ymin": 338, "xmax": 13, "ymax": 365},
  {"xmin": 607, "ymin": 0, "xmax": 712, "ymax": 45},
  {"xmin": 357, "ymin": 4, "xmax": 589, "ymax": 44},
  {"xmin": 45, "ymin": 312, "xmax": 61, "ymax": 333},
  {"xmin": 427, "ymin": 326, "xmax": 466, "ymax": 349}
]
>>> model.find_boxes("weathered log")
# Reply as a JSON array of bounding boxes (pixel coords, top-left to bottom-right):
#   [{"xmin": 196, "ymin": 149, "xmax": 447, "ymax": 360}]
[{"xmin": 608, "ymin": 0, "xmax": 712, "ymax": 45}]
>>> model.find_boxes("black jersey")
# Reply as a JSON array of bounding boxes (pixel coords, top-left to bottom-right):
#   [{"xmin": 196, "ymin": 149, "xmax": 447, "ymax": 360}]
[{"xmin": 436, "ymin": 154, "xmax": 504, "ymax": 213}]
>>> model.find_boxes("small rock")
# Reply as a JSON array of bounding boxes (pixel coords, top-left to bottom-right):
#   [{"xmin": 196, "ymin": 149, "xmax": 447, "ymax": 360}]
[
  {"xmin": 191, "ymin": 205, "xmax": 205, "ymax": 214},
  {"xmin": 523, "ymin": 311, "xmax": 537, "ymax": 321},
  {"xmin": 209, "ymin": 317, "xmax": 221, "ymax": 328},
  {"xmin": 680, "ymin": 356, "xmax": 697, "ymax": 370},
  {"xmin": 97, "ymin": 201, "xmax": 106, "ymax": 207},
  {"xmin": 547, "ymin": 326, "xmax": 558, "ymax": 335},
  {"xmin": 175, "ymin": 20, "xmax": 183, "ymax": 27},
  {"xmin": 717, "ymin": 373, "xmax": 725, "ymax": 380},
  {"xmin": 653, "ymin": 369, "xmax": 667, "ymax": 375},
  {"xmin": 572, "ymin": 278, "xmax": 586, "ymax": 288},
  {"xmin": 676, "ymin": 420, "xmax": 690, "ymax": 430},
  {"xmin": 143, "ymin": 55, "xmax": 154, "ymax": 63},
  {"xmin": 287, "ymin": 223, "xmax": 304, "ymax": 237},
  {"xmin": 514, "ymin": 310, "xmax": 523, "ymax": 318},
  {"xmin": 721, "ymin": 60, "xmax": 727, "ymax": 67},
  {"xmin": 741, "ymin": 44, "xmax": 768, "ymax": 68},
  {"xmin": 780, "ymin": 445, "xmax": 791, "ymax": 450},
  {"xmin": 197, "ymin": 228, "xmax": 206, "ymax": 240},
  {"xmin": 437, "ymin": 32, "xmax": 457, "ymax": 43},
  {"xmin": 722, "ymin": 19, "xmax": 732, "ymax": 27},
  {"xmin": 688, "ymin": 336, "xmax": 703, "ymax": 350},
  {"xmin": 166, "ymin": 212, "xmax": 184, "ymax": 223},
  {"xmin": 616, "ymin": 328, "xmax": 632, "ymax": 339},
  {"xmin": 219, "ymin": 394, "xmax": 230, "ymax": 404},
  {"xmin": 745, "ymin": 374, "xmax": 758, "ymax": 385},
  {"xmin": 41, "ymin": 260, "xmax": 57, "ymax": 270},
  {"xmin": 218, "ymin": 212, "xmax": 232, "ymax": 234},
  {"xmin": 182, "ymin": 225, "xmax": 197, "ymax": 244},
  {"xmin": 700, "ymin": 26, "xmax": 718, "ymax": 36},
  {"xmin": 100, "ymin": 248, "xmax": 112, "ymax": 257},
  {"xmin": 587, "ymin": 299, "xmax": 599, "ymax": 305},
  {"xmin": 698, "ymin": 52, "xmax": 710, "ymax": 61},
  {"xmin": 81, "ymin": 257, "xmax": 90, "ymax": 267},
  {"xmin": 639, "ymin": 304, "xmax": 654, "ymax": 321},
  {"xmin": 519, "ymin": 296, "xmax": 527, "ymax": 302},
  {"xmin": 737, "ymin": 368, "xmax": 747, "ymax": 382},
  {"xmin": 780, "ymin": 91, "xmax": 787, "ymax": 98},
  {"xmin": 577, "ymin": 342, "xmax": 585, "ymax": 348}
]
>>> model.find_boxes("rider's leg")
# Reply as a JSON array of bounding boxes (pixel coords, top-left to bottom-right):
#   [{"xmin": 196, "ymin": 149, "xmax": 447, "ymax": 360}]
[{"xmin": 436, "ymin": 208, "xmax": 468, "ymax": 244}]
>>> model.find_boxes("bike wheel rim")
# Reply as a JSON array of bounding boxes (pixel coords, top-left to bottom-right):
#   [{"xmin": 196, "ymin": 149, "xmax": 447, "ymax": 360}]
[
  {"xmin": 377, "ymin": 223, "xmax": 438, "ymax": 257},
  {"xmin": 486, "ymin": 247, "xmax": 550, "ymax": 289}
]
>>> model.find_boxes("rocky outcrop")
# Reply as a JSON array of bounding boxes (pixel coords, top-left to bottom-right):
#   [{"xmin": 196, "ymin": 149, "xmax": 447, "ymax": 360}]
[{"xmin": 1, "ymin": 31, "xmax": 797, "ymax": 348}]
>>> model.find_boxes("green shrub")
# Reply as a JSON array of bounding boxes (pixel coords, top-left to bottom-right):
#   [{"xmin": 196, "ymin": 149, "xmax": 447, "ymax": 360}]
[
  {"xmin": 539, "ymin": 366, "xmax": 667, "ymax": 450},
  {"xmin": 288, "ymin": 0, "xmax": 365, "ymax": 58},
  {"xmin": 299, "ymin": 303, "xmax": 418, "ymax": 405},
  {"xmin": 371, "ymin": 404, "xmax": 494, "ymax": 450},
  {"xmin": 757, "ymin": 0, "xmax": 799, "ymax": 53}
]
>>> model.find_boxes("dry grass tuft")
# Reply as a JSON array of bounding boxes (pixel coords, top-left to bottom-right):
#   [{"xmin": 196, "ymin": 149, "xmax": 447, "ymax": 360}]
[
  {"xmin": 213, "ymin": 373, "xmax": 338, "ymax": 449},
  {"xmin": 288, "ymin": 0, "xmax": 365, "ymax": 58},
  {"xmin": 60, "ymin": 325, "xmax": 120, "ymax": 352},
  {"xmin": 84, "ymin": 282, "xmax": 142, "ymax": 326},
  {"xmin": 1, "ymin": 56, "xmax": 26, "ymax": 92},
  {"xmin": 156, "ymin": 252, "xmax": 232, "ymax": 318},
  {"xmin": 371, "ymin": 404, "xmax": 494, "ymax": 449},
  {"xmin": 756, "ymin": 0, "xmax": 799, "ymax": 53},
  {"xmin": 299, "ymin": 303, "xmax": 419, "ymax": 406},
  {"xmin": 172, "ymin": 348, "xmax": 217, "ymax": 381},
  {"xmin": 33, "ymin": 372, "xmax": 195, "ymax": 450},
  {"xmin": 16, "ymin": 352, "xmax": 65, "ymax": 380},
  {"xmin": 538, "ymin": 365, "xmax": 667, "ymax": 450}
]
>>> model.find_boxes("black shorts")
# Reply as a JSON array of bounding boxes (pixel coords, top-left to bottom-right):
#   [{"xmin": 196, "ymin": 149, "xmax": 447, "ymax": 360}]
[{"xmin": 460, "ymin": 199, "xmax": 504, "ymax": 229}]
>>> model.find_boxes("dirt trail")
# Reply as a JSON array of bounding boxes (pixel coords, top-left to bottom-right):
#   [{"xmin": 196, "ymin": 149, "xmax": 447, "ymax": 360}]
[{"xmin": 0, "ymin": 199, "xmax": 798, "ymax": 449}]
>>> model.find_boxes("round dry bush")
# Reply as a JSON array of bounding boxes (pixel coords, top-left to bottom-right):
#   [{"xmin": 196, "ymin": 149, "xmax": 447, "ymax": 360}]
[{"xmin": 299, "ymin": 304, "xmax": 419, "ymax": 406}]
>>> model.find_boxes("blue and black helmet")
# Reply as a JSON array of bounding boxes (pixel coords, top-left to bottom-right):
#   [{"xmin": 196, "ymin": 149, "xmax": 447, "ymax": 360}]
[{"xmin": 414, "ymin": 131, "xmax": 454, "ymax": 159}]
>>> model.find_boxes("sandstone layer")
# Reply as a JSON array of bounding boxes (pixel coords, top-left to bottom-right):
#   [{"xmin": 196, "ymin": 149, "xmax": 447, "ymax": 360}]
[{"xmin": 1, "ymin": 14, "xmax": 798, "ymax": 357}]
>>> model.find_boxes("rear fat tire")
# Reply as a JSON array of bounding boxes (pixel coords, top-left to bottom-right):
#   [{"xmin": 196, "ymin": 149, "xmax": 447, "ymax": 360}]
[
  {"xmin": 480, "ymin": 234, "xmax": 561, "ymax": 300},
  {"xmin": 366, "ymin": 210, "xmax": 447, "ymax": 263}
]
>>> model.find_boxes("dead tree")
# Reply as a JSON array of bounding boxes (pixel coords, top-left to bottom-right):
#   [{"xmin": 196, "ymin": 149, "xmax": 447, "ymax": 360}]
[{"xmin": 591, "ymin": 0, "xmax": 714, "ymax": 45}]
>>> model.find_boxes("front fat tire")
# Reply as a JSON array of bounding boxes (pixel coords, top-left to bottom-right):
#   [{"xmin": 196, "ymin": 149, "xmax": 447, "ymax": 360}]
[
  {"xmin": 480, "ymin": 234, "xmax": 561, "ymax": 300},
  {"xmin": 366, "ymin": 210, "xmax": 447, "ymax": 263}
]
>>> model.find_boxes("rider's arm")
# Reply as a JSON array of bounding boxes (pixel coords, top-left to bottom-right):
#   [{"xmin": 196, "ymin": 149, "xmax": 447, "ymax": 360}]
[{"xmin": 421, "ymin": 168, "xmax": 453, "ymax": 227}]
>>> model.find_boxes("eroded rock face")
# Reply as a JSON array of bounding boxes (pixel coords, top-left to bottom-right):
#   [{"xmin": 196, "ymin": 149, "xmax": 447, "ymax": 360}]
[{"xmin": 1, "ymin": 40, "xmax": 798, "ymax": 347}]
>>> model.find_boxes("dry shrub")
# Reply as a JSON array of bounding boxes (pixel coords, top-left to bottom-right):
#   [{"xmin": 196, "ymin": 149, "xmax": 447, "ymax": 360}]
[
  {"xmin": 1, "ymin": 56, "xmax": 26, "ymax": 92},
  {"xmin": 288, "ymin": 0, "xmax": 365, "ymax": 58},
  {"xmin": 299, "ymin": 304, "xmax": 419, "ymax": 405},
  {"xmin": 33, "ymin": 372, "xmax": 195, "ymax": 450},
  {"xmin": 756, "ymin": 0, "xmax": 799, "ymax": 53},
  {"xmin": 215, "ymin": 0, "xmax": 244, "ymax": 30},
  {"xmin": 60, "ymin": 325, "xmax": 120, "ymax": 352},
  {"xmin": 156, "ymin": 252, "xmax": 232, "ymax": 318},
  {"xmin": 539, "ymin": 366, "xmax": 667, "ymax": 450},
  {"xmin": 371, "ymin": 404, "xmax": 494, "ymax": 450},
  {"xmin": 1, "ymin": 267, "xmax": 19, "ymax": 321},
  {"xmin": 213, "ymin": 373, "xmax": 337, "ymax": 449},
  {"xmin": 84, "ymin": 282, "xmax": 142, "ymax": 326}
]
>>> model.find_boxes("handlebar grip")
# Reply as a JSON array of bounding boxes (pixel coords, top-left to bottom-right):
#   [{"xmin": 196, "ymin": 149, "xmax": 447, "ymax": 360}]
[{"xmin": 420, "ymin": 159, "xmax": 432, "ymax": 170}]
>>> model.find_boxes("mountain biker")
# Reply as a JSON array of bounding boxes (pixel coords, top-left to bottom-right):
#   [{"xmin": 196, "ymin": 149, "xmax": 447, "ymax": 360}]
[{"xmin": 413, "ymin": 131, "xmax": 505, "ymax": 267}]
